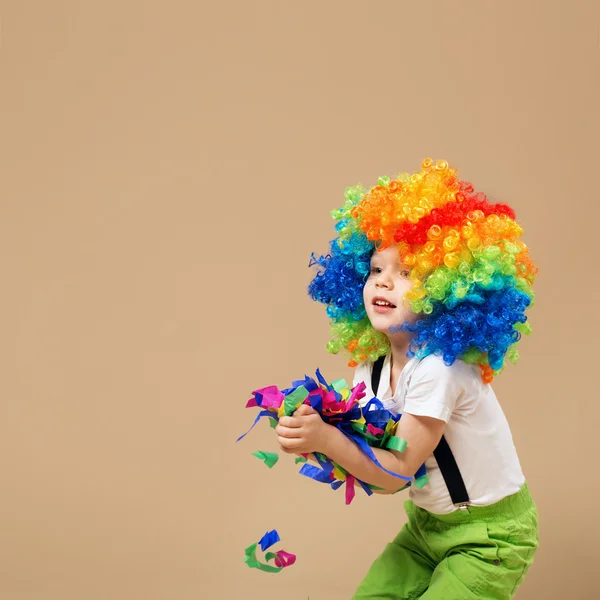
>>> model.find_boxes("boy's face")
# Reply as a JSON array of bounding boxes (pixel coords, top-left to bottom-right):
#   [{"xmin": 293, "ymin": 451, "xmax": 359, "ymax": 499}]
[{"xmin": 363, "ymin": 245, "xmax": 419, "ymax": 335}]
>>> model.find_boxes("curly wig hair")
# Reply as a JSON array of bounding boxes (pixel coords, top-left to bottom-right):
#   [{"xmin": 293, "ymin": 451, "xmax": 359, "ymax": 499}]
[{"xmin": 308, "ymin": 158, "xmax": 538, "ymax": 383}]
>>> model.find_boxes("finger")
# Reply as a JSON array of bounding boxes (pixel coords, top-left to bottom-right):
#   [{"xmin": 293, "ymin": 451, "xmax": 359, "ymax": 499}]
[
  {"xmin": 294, "ymin": 404, "xmax": 318, "ymax": 416},
  {"xmin": 275, "ymin": 425, "xmax": 302, "ymax": 438},
  {"xmin": 278, "ymin": 416, "xmax": 302, "ymax": 428},
  {"xmin": 278, "ymin": 437, "xmax": 303, "ymax": 452}
]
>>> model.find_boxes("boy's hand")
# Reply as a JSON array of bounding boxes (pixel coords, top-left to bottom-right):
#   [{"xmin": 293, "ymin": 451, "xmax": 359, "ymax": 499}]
[{"xmin": 276, "ymin": 404, "xmax": 331, "ymax": 455}]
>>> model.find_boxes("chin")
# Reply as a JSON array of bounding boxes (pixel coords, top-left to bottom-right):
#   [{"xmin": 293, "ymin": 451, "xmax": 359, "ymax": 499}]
[
  {"xmin": 366, "ymin": 311, "xmax": 394, "ymax": 331},
  {"xmin": 367, "ymin": 309, "xmax": 414, "ymax": 333},
  {"xmin": 369, "ymin": 323, "xmax": 389, "ymax": 335}
]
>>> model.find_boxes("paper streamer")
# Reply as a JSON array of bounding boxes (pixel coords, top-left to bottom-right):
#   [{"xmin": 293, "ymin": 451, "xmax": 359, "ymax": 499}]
[
  {"xmin": 259, "ymin": 530, "xmax": 280, "ymax": 551},
  {"xmin": 244, "ymin": 529, "xmax": 296, "ymax": 574},
  {"xmin": 237, "ymin": 368, "xmax": 428, "ymax": 504},
  {"xmin": 252, "ymin": 451, "xmax": 279, "ymax": 468}
]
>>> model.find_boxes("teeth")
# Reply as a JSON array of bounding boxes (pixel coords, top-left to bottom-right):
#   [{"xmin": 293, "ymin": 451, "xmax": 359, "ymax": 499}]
[{"xmin": 375, "ymin": 300, "xmax": 393, "ymax": 307}]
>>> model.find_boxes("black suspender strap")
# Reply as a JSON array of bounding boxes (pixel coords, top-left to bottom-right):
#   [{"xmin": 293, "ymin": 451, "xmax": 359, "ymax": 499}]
[
  {"xmin": 433, "ymin": 437, "xmax": 470, "ymax": 505},
  {"xmin": 370, "ymin": 355, "xmax": 470, "ymax": 506},
  {"xmin": 371, "ymin": 356, "xmax": 385, "ymax": 402}
]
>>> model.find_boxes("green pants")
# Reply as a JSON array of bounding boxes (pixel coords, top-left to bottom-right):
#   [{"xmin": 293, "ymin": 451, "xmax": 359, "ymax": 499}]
[{"xmin": 354, "ymin": 484, "xmax": 538, "ymax": 599}]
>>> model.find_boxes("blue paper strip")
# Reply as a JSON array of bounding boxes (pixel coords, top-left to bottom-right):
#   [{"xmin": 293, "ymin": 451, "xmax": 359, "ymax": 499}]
[
  {"xmin": 309, "ymin": 394, "xmax": 323, "ymax": 413},
  {"xmin": 314, "ymin": 452, "xmax": 334, "ymax": 475},
  {"xmin": 357, "ymin": 478, "xmax": 374, "ymax": 496},
  {"xmin": 259, "ymin": 529, "xmax": 280, "ymax": 552},
  {"xmin": 298, "ymin": 463, "xmax": 334, "ymax": 484},
  {"xmin": 315, "ymin": 368, "xmax": 329, "ymax": 389},
  {"xmin": 338, "ymin": 428, "xmax": 412, "ymax": 481},
  {"xmin": 236, "ymin": 410, "xmax": 274, "ymax": 442},
  {"xmin": 414, "ymin": 463, "xmax": 427, "ymax": 480}
]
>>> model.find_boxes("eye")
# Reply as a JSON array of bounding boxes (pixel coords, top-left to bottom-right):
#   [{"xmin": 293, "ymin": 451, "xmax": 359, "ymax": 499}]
[
  {"xmin": 370, "ymin": 267, "xmax": 382, "ymax": 275},
  {"xmin": 400, "ymin": 269, "xmax": 411, "ymax": 278}
]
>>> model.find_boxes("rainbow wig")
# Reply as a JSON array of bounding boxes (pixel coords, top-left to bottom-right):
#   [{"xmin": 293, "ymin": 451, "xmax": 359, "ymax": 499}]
[{"xmin": 308, "ymin": 158, "xmax": 538, "ymax": 383}]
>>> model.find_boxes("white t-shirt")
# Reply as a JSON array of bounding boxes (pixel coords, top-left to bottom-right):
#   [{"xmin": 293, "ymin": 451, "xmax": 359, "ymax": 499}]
[{"xmin": 352, "ymin": 353, "xmax": 526, "ymax": 514}]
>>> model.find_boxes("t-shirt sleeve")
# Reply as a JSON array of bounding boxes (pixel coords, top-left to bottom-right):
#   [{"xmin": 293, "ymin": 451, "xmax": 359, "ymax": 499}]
[{"xmin": 403, "ymin": 356, "xmax": 464, "ymax": 423}]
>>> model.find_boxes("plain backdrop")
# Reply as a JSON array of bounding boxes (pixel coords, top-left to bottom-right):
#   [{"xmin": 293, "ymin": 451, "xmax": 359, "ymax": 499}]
[{"xmin": 1, "ymin": 1, "xmax": 599, "ymax": 599}]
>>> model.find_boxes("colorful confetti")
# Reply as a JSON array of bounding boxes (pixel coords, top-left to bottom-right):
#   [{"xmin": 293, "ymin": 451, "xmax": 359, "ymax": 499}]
[
  {"xmin": 244, "ymin": 529, "xmax": 296, "ymax": 573},
  {"xmin": 252, "ymin": 450, "xmax": 279, "ymax": 468},
  {"xmin": 238, "ymin": 368, "xmax": 428, "ymax": 504}
]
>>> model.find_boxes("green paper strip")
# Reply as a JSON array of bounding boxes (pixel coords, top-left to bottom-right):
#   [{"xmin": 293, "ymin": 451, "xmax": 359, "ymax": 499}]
[
  {"xmin": 252, "ymin": 451, "xmax": 279, "ymax": 468},
  {"xmin": 349, "ymin": 424, "xmax": 375, "ymax": 443},
  {"xmin": 331, "ymin": 460, "xmax": 348, "ymax": 476},
  {"xmin": 284, "ymin": 385, "xmax": 309, "ymax": 416},
  {"xmin": 295, "ymin": 456, "xmax": 307, "ymax": 464},
  {"xmin": 244, "ymin": 542, "xmax": 283, "ymax": 573},
  {"xmin": 268, "ymin": 417, "xmax": 278, "ymax": 429},
  {"xmin": 414, "ymin": 474, "xmax": 429, "ymax": 489},
  {"xmin": 330, "ymin": 378, "xmax": 349, "ymax": 393},
  {"xmin": 350, "ymin": 423, "xmax": 382, "ymax": 444},
  {"xmin": 368, "ymin": 482, "xmax": 410, "ymax": 494},
  {"xmin": 386, "ymin": 437, "xmax": 408, "ymax": 453}
]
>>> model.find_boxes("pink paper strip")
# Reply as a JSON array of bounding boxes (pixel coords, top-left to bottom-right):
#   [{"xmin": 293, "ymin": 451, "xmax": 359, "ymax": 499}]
[
  {"xmin": 345, "ymin": 381, "xmax": 367, "ymax": 410},
  {"xmin": 253, "ymin": 386, "xmax": 285, "ymax": 409},
  {"xmin": 345, "ymin": 474, "xmax": 356, "ymax": 505},
  {"xmin": 321, "ymin": 390, "xmax": 339, "ymax": 411},
  {"xmin": 367, "ymin": 424, "xmax": 385, "ymax": 437},
  {"xmin": 274, "ymin": 550, "xmax": 297, "ymax": 568}
]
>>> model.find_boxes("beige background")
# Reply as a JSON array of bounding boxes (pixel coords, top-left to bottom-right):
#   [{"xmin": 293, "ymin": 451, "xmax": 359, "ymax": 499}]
[{"xmin": 1, "ymin": 1, "xmax": 599, "ymax": 598}]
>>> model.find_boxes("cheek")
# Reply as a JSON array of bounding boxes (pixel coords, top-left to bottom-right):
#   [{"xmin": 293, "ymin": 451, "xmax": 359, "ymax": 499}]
[
  {"xmin": 403, "ymin": 306, "xmax": 420, "ymax": 323},
  {"xmin": 398, "ymin": 283, "xmax": 416, "ymax": 311},
  {"xmin": 399, "ymin": 297, "xmax": 415, "ymax": 318}
]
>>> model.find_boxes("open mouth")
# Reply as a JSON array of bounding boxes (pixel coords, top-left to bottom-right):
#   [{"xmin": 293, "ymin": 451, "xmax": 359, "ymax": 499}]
[{"xmin": 373, "ymin": 297, "xmax": 396, "ymax": 309}]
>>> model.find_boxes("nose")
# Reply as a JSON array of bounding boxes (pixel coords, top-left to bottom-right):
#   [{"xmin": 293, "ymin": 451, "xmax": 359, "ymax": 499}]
[{"xmin": 375, "ymin": 271, "xmax": 393, "ymax": 289}]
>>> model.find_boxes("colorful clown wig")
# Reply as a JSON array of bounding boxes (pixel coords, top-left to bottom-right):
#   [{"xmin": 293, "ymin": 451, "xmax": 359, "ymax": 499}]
[{"xmin": 308, "ymin": 158, "xmax": 538, "ymax": 383}]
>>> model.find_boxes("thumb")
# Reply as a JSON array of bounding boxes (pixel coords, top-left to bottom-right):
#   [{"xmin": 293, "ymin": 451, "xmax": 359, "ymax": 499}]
[{"xmin": 294, "ymin": 402, "xmax": 319, "ymax": 416}]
